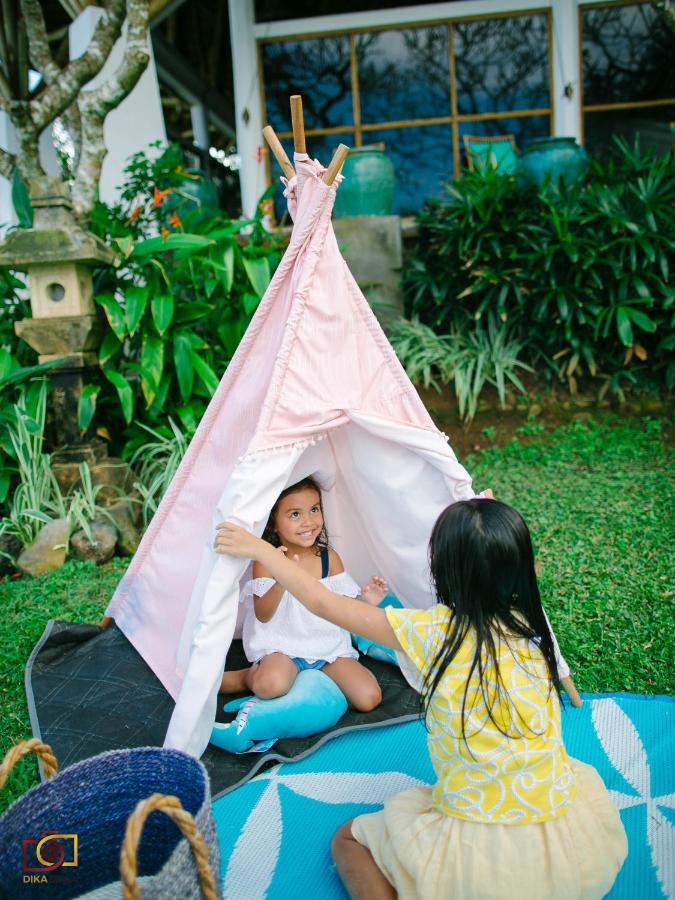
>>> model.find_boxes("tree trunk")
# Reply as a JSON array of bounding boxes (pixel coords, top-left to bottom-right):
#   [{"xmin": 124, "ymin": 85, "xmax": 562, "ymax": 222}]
[{"xmin": 1, "ymin": 0, "xmax": 150, "ymax": 227}]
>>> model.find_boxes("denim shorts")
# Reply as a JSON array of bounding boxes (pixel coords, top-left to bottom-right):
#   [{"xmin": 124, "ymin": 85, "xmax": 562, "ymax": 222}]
[{"xmin": 293, "ymin": 657, "xmax": 328, "ymax": 672}]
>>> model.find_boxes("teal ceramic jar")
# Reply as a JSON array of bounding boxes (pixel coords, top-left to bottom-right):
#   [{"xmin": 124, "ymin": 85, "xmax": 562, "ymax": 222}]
[
  {"xmin": 333, "ymin": 146, "xmax": 395, "ymax": 217},
  {"xmin": 519, "ymin": 137, "xmax": 589, "ymax": 187},
  {"xmin": 178, "ymin": 170, "xmax": 220, "ymax": 208},
  {"xmin": 163, "ymin": 170, "xmax": 220, "ymax": 227}
]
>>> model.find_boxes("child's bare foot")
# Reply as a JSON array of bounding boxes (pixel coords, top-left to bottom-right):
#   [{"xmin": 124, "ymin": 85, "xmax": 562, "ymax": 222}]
[{"xmin": 220, "ymin": 667, "xmax": 250, "ymax": 693}]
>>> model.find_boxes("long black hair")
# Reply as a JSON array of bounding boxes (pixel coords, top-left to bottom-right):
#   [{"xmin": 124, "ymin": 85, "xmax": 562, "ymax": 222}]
[
  {"xmin": 262, "ymin": 476, "xmax": 329, "ymax": 556},
  {"xmin": 422, "ymin": 498, "xmax": 561, "ymax": 745}
]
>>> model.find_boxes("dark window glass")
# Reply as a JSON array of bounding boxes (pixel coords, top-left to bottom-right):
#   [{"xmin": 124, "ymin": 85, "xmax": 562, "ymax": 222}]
[
  {"xmin": 454, "ymin": 15, "xmax": 550, "ymax": 115},
  {"xmin": 356, "ymin": 26, "xmax": 450, "ymax": 124},
  {"xmin": 270, "ymin": 132, "xmax": 355, "ymax": 221},
  {"xmin": 360, "ymin": 125, "xmax": 453, "ymax": 215},
  {"xmin": 458, "ymin": 116, "xmax": 550, "ymax": 169},
  {"xmin": 582, "ymin": 4, "xmax": 675, "ymax": 106},
  {"xmin": 584, "ymin": 106, "xmax": 675, "ymax": 158},
  {"xmin": 261, "ymin": 37, "xmax": 353, "ymax": 132}
]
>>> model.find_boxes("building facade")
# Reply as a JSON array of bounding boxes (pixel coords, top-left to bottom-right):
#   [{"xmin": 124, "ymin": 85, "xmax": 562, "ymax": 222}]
[
  {"xmin": 0, "ymin": 0, "xmax": 672, "ymax": 229},
  {"xmin": 233, "ymin": 0, "xmax": 674, "ymax": 217}
]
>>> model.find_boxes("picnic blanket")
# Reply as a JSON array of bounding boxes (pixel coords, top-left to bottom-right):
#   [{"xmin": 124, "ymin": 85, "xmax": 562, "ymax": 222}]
[
  {"xmin": 213, "ymin": 693, "xmax": 675, "ymax": 899},
  {"xmin": 25, "ymin": 620, "xmax": 418, "ymax": 793}
]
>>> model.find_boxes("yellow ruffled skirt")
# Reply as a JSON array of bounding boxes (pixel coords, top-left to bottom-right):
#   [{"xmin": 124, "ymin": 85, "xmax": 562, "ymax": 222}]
[{"xmin": 351, "ymin": 759, "xmax": 627, "ymax": 900}]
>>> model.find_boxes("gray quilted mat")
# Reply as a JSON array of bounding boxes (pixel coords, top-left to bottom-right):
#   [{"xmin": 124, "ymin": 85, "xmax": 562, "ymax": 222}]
[{"xmin": 25, "ymin": 621, "xmax": 420, "ymax": 796}]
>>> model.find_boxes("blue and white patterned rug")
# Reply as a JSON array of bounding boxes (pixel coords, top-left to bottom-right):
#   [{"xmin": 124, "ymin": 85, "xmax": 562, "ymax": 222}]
[{"xmin": 212, "ymin": 694, "xmax": 674, "ymax": 899}]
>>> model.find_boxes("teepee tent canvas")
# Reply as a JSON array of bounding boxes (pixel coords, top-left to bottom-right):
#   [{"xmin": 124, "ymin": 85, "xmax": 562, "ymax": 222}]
[{"xmin": 105, "ymin": 152, "xmax": 475, "ymax": 759}]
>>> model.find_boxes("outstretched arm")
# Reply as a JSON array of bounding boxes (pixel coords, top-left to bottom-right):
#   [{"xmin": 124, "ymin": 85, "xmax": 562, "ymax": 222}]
[
  {"xmin": 215, "ymin": 524, "xmax": 401, "ymax": 650},
  {"xmin": 542, "ymin": 609, "xmax": 583, "ymax": 708}
]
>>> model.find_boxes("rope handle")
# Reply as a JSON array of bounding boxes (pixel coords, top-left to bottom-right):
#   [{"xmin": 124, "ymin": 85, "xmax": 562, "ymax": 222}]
[
  {"xmin": 120, "ymin": 792, "xmax": 218, "ymax": 900},
  {"xmin": 0, "ymin": 739, "xmax": 58, "ymax": 790}
]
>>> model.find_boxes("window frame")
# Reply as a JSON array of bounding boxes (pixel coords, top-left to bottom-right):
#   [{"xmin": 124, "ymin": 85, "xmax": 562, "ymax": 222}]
[
  {"xmin": 578, "ymin": 0, "xmax": 675, "ymax": 145},
  {"xmin": 257, "ymin": 7, "xmax": 555, "ymax": 195}
]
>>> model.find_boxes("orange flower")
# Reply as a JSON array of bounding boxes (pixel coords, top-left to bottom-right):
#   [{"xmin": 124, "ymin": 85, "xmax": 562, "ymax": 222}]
[
  {"xmin": 169, "ymin": 212, "xmax": 183, "ymax": 229},
  {"xmin": 128, "ymin": 205, "xmax": 143, "ymax": 222},
  {"xmin": 161, "ymin": 226, "xmax": 170, "ymax": 240},
  {"xmin": 153, "ymin": 185, "xmax": 171, "ymax": 207}
]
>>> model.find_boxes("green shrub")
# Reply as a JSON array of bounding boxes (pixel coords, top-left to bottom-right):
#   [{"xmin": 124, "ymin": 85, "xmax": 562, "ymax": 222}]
[
  {"xmin": 403, "ymin": 138, "xmax": 675, "ymax": 397},
  {"xmin": 389, "ymin": 315, "xmax": 532, "ymax": 421},
  {"xmin": 0, "ymin": 382, "xmax": 126, "ymax": 554},
  {"xmin": 130, "ymin": 419, "xmax": 189, "ymax": 527},
  {"xmin": 88, "ymin": 143, "xmax": 283, "ymax": 453}
]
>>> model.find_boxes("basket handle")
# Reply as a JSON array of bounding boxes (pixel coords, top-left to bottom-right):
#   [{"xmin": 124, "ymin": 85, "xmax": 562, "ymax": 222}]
[
  {"xmin": 0, "ymin": 739, "xmax": 58, "ymax": 789},
  {"xmin": 120, "ymin": 792, "xmax": 218, "ymax": 900}
]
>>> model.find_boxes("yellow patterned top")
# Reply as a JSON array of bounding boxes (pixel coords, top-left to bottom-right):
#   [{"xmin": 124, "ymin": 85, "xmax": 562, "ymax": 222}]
[{"xmin": 386, "ymin": 604, "xmax": 577, "ymax": 825}]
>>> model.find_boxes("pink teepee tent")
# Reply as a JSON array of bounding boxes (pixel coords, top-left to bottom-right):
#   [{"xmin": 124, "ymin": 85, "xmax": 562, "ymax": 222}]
[{"xmin": 105, "ymin": 149, "xmax": 475, "ymax": 759}]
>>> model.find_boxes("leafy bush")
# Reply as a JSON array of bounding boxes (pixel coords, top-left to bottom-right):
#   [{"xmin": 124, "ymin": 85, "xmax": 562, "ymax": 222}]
[
  {"xmin": 88, "ymin": 143, "xmax": 283, "ymax": 452},
  {"xmin": 0, "ymin": 382, "xmax": 130, "ymax": 555},
  {"xmin": 389, "ymin": 315, "xmax": 532, "ymax": 421},
  {"xmin": 403, "ymin": 139, "xmax": 675, "ymax": 397},
  {"xmin": 130, "ymin": 419, "xmax": 188, "ymax": 527}
]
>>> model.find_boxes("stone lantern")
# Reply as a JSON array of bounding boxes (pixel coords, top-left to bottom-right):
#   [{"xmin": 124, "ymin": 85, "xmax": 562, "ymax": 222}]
[{"xmin": 0, "ymin": 177, "xmax": 118, "ymax": 464}]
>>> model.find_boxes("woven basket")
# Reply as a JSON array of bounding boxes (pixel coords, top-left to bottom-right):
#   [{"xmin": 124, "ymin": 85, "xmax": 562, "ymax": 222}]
[{"xmin": 0, "ymin": 740, "xmax": 220, "ymax": 899}]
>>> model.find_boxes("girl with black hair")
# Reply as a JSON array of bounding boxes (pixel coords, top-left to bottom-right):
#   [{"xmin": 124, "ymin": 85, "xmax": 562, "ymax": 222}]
[
  {"xmin": 219, "ymin": 476, "xmax": 386, "ymax": 712},
  {"xmin": 215, "ymin": 498, "xmax": 627, "ymax": 900}
]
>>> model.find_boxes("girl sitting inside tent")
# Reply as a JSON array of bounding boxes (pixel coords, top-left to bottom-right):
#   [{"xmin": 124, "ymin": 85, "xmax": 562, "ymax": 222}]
[
  {"xmin": 215, "ymin": 499, "xmax": 627, "ymax": 900},
  {"xmin": 219, "ymin": 477, "xmax": 387, "ymax": 712}
]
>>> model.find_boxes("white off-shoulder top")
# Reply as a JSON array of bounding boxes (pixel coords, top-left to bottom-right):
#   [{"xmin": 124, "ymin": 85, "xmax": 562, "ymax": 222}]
[{"xmin": 240, "ymin": 572, "xmax": 361, "ymax": 665}]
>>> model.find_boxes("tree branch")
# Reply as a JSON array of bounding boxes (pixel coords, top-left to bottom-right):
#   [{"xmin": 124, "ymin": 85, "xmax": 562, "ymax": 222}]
[
  {"xmin": 72, "ymin": 0, "xmax": 150, "ymax": 221},
  {"xmin": 0, "ymin": 144, "xmax": 16, "ymax": 180},
  {"xmin": 9, "ymin": 97, "xmax": 43, "ymax": 177},
  {"xmin": 649, "ymin": 0, "xmax": 675, "ymax": 35},
  {"xmin": 0, "ymin": 67, "xmax": 12, "ymax": 101},
  {"xmin": 22, "ymin": 0, "xmax": 61, "ymax": 84},
  {"xmin": 25, "ymin": 0, "xmax": 127, "ymax": 132},
  {"xmin": 21, "ymin": 0, "xmax": 83, "ymax": 169}
]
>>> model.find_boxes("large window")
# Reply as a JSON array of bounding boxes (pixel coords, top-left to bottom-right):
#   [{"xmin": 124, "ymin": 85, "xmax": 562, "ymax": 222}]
[
  {"xmin": 580, "ymin": 1, "xmax": 675, "ymax": 156},
  {"xmin": 259, "ymin": 12, "xmax": 553, "ymax": 218}
]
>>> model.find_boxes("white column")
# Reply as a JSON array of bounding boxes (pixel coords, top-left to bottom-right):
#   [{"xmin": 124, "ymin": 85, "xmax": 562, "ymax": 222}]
[
  {"xmin": 228, "ymin": 0, "xmax": 266, "ymax": 218},
  {"xmin": 190, "ymin": 102, "xmax": 209, "ymax": 149},
  {"xmin": 551, "ymin": 0, "xmax": 582, "ymax": 141},
  {"xmin": 0, "ymin": 112, "xmax": 18, "ymax": 237},
  {"xmin": 70, "ymin": 5, "xmax": 167, "ymax": 206}
]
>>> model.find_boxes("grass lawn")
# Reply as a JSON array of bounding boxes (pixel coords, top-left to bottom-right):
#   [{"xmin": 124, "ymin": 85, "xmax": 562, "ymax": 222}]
[{"xmin": 0, "ymin": 414, "xmax": 673, "ymax": 813}]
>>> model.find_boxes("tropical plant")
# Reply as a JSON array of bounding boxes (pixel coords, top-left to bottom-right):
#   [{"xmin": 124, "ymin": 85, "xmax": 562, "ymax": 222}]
[
  {"xmin": 389, "ymin": 315, "xmax": 533, "ymax": 421},
  {"xmin": 0, "ymin": 382, "xmax": 128, "ymax": 556},
  {"xmin": 403, "ymin": 138, "xmax": 675, "ymax": 397},
  {"xmin": 0, "ymin": 383, "xmax": 66, "ymax": 547},
  {"xmin": 85, "ymin": 143, "xmax": 282, "ymax": 451},
  {"xmin": 1, "ymin": 272, "xmax": 69, "ymax": 507},
  {"xmin": 66, "ymin": 463, "xmax": 121, "ymax": 544},
  {"xmin": 130, "ymin": 418, "xmax": 189, "ymax": 527}
]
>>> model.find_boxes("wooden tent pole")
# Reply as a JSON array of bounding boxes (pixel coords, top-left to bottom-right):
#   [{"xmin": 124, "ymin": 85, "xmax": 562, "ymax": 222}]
[
  {"xmin": 262, "ymin": 125, "xmax": 295, "ymax": 180},
  {"xmin": 323, "ymin": 144, "xmax": 350, "ymax": 186},
  {"xmin": 290, "ymin": 95, "xmax": 306, "ymax": 154}
]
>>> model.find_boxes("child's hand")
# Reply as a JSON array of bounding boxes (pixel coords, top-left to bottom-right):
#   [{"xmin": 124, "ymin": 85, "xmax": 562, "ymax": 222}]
[
  {"xmin": 214, "ymin": 522, "xmax": 265, "ymax": 559},
  {"xmin": 361, "ymin": 576, "xmax": 388, "ymax": 606},
  {"xmin": 276, "ymin": 545, "xmax": 300, "ymax": 564}
]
